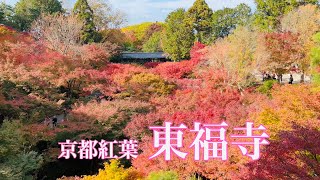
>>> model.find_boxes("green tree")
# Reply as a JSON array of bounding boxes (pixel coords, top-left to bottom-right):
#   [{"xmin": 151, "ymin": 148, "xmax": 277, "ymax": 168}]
[
  {"xmin": 162, "ymin": 8, "xmax": 195, "ymax": 61},
  {"xmin": 0, "ymin": 3, "xmax": 15, "ymax": 27},
  {"xmin": 142, "ymin": 32, "xmax": 162, "ymax": 52},
  {"xmin": 254, "ymin": 0, "xmax": 319, "ymax": 31},
  {"xmin": 311, "ymin": 33, "xmax": 320, "ymax": 86},
  {"xmin": 212, "ymin": 3, "xmax": 251, "ymax": 41},
  {"xmin": 186, "ymin": 0, "xmax": 213, "ymax": 43},
  {"xmin": 0, "ymin": 5, "xmax": 4, "ymax": 23},
  {"xmin": 0, "ymin": 120, "xmax": 43, "ymax": 179},
  {"xmin": 14, "ymin": 0, "xmax": 63, "ymax": 31},
  {"xmin": 73, "ymin": 0, "xmax": 98, "ymax": 44},
  {"xmin": 122, "ymin": 22, "xmax": 155, "ymax": 50}
]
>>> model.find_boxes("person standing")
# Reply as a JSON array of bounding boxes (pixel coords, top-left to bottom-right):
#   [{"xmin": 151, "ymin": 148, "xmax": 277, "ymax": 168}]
[
  {"xmin": 289, "ymin": 74, "xmax": 294, "ymax": 84},
  {"xmin": 52, "ymin": 116, "xmax": 58, "ymax": 128},
  {"xmin": 266, "ymin": 73, "xmax": 271, "ymax": 80},
  {"xmin": 278, "ymin": 74, "xmax": 283, "ymax": 83},
  {"xmin": 262, "ymin": 71, "xmax": 266, "ymax": 81}
]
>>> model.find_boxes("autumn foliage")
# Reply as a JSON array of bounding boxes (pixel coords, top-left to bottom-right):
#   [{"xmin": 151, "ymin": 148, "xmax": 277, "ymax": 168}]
[{"xmin": 1, "ymin": 3, "xmax": 320, "ymax": 180}]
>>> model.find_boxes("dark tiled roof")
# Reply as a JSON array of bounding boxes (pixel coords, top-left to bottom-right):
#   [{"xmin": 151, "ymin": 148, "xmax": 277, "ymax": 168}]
[{"xmin": 121, "ymin": 52, "xmax": 167, "ymax": 59}]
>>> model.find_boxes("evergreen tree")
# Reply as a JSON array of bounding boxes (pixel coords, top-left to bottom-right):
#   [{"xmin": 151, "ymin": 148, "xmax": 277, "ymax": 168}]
[
  {"xmin": 73, "ymin": 0, "xmax": 98, "ymax": 44},
  {"xmin": 0, "ymin": 3, "xmax": 16, "ymax": 28},
  {"xmin": 15, "ymin": 0, "xmax": 63, "ymax": 31},
  {"xmin": 162, "ymin": 8, "xmax": 195, "ymax": 61},
  {"xmin": 212, "ymin": 3, "xmax": 251, "ymax": 41},
  {"xmin": 186, "ymin": 0, "xmax": 213, "ymax": 43},
  {"xmin": 0, "ymin": 6, "xmax": 4, "ymax": 23}
]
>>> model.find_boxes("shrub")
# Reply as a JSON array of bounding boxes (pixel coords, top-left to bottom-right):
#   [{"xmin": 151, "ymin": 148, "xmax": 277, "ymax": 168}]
[
  {"xmin": 83, "ymin": 159, "xmax": 143, "ymax": 180},
  {"xmin": 123, "ymin": 73, "xmax": 176, "ymax": 100},
  {"xmin": 146, "ymin": 171, "xmax": 179, "ymax": 180},
  {"xmin": 257, "ymin": 80, "xmax": 278, "ymax": 95},
  {"xmin": 0, "ymin": 120, "xmax": 43, "ymax": 179},
  {"xmin": 152, "ymin": 60, "xmax": 197, "ymax": 79}
]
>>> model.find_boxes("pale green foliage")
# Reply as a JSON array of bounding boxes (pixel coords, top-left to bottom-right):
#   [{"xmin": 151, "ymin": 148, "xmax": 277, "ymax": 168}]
[
  {"xmin": 0, "ymin": 3, "xmax": 15, "ymax": 27},
  {"xmin": 257, "ymin": 80, "xmax": 278, "ymax": 95},
  {"xmin": 311, "ymin": 33, "xmax": 320, "ymax": 86},
  {"xmin": 142, "ymin": 32, "xmax": 162, "ymax": 52},
  {"xmin": 0, "ymin": 120, "xmax": 25, "ymax": 158},
  {"xmin": 15, "ymin": 0, "xmax": 63, "ymax": 30},
  {"xmin": 204, "ymin": 26, "xmax": 258, "ymax": 90},
  {"xmin": 0, "ymin": 151, "xmax": 43, "ymax": 180},
  {"xmin": 146, "ymin": 171, "xmax": 179, "ymax": 180},
  {"xmin": 254, "ymin": 0, "xmax": 319, "ymax": 31},
  {"xmin": 0, "ymin": 120, "xmax": 43, "ymax": 180},
  {"xmin": 162, "ymin": 8, "xmax": 195, "ymax": 61}
]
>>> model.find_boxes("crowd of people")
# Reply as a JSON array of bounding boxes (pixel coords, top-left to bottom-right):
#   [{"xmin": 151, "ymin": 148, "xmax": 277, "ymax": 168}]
[{"xmin": 262, "ymin": 72, "xmax": 294, "ymax": 84}]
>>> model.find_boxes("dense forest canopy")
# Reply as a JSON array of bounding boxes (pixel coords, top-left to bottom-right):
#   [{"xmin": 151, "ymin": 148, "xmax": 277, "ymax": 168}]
[{"xmin": 0, "ymin": 0, "xmax": 320, "ymax": 179}]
